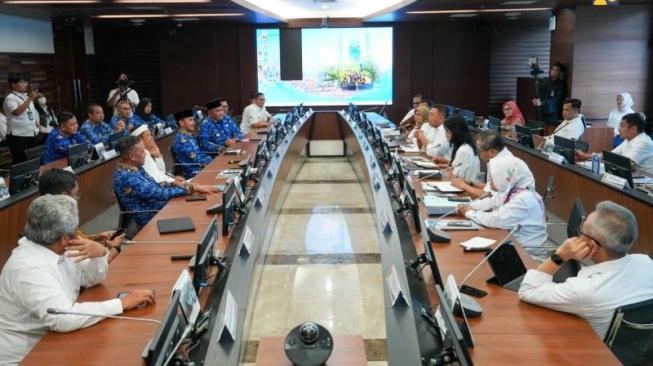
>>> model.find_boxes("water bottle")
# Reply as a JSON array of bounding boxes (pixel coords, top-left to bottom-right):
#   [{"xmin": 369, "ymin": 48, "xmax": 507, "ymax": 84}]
[{"xmin": 591, "ymin": 153, "xmax": 601, "ymax": 174}]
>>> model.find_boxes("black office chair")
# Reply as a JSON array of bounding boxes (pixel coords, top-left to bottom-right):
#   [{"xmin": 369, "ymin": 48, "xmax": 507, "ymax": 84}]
[
  {"xmin": 567, "ymin": 198, "xmax": 586, "ymax": 238},
  {"xmin": 113, "ymin": 187, "xmax": 158, "ymax": 240},
  {"xmin": 169, "ymin": 146, "xmax": 183, "ymax": 177},
  {"xmin": 526, "ymin": 120, "xmax": 545, "ymax": 136},
  {"xmin": 575, "ymin": 140, "xmax": 591, "ymax": 153},
  {"xmin": 24, "ymin": 145, "xmax": 45, "ymax": 164},
  {"xmin": 604, "ymin": 298, "xmax": 653, "ymax": 365}
]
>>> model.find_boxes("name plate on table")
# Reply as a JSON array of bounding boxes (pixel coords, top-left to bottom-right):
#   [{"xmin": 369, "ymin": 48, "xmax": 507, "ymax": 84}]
[
  {"xmin": 386, "ymin": 265, "xmax": 409, "ymax": 307},
  {"xmin": 601, "ymin": 172, "xmax": 628, "ymax": 189},
  {"xmin": 239, "ymin": 225, "xmax": 254, "ymax": 256},
  {"xmin": 548, "ymin": 152, "xmax": 565, "ymax": 165},
  {"xmin": 255, "ymin": 187, "xmax": 267, "ymax": 208},
  {"xmin": 63, "ymin": 166, "xmax": 74, "ymax": 173},
  {"xmin": 102, "ymin": 149, "xmax": 118, "ymax": 160},
  {"xmin": 164, "ymin": 127, "xmax": 173, "ymax": 135},
  {"xmin": 373, "ymin": 174, "xmax": 381, "ymax": 191},
  {"xmin": 218, "ymin": 290, "xmax": 238, "ymax": 343},
  {"xmin": 380, "ymin": 208, "xmax": 392, "ymax": 234},
  {"xmin": 369, "ymin": 155, "xmax": 376, "ymax": 169}
]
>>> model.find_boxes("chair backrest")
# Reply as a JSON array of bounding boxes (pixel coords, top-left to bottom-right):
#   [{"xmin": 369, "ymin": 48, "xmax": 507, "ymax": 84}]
[
  {"xmin": 24, "ymin": 145, "xmax": 45, "ymax": 164},
  {"xmin": 113, "ymin": 186, "xmax": 143, "ymax": 240},
  {"xmin": 169, "ymin": 146, "xmax": 182, "ymax": 177},
  {"xmin": 567, "ymin": 198, "xmax": 586, "ymax": 239},
  {"xmin": 575, "ymin": 140, "xmax": 591, "ymax": 153},
  {"xmin": 526, "ymin": 120, "xmax": 545, "ymax": 136},
  {"xmin": 604, "ymin": 298, "xmax": 653, "ymax": 365}
]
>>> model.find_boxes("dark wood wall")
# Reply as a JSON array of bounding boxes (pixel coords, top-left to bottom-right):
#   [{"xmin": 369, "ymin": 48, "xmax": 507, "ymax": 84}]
[{"xmin": 572, "ymin": 5, "xmax": 652, "ymax": 120}]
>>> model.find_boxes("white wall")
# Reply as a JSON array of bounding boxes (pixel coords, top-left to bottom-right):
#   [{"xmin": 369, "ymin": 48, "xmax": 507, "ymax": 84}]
[{"xmin": 0, "ymin": 14, "xmax": 54, "ymax": 53}]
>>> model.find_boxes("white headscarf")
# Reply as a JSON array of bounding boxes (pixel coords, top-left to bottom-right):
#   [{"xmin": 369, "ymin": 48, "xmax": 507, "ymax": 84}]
[
  {"xmin": 488, "ymin": 156, "xmax": 537, "ymax": 205},
  {"xmin": 618, "ymin": 92, "xmax": 634, "ymax": 113}
]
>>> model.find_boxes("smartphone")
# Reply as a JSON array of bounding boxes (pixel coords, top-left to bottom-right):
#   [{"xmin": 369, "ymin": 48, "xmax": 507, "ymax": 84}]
[
  {"xmin": 459, "ymin": 284, "xmax": 488, "ymax": 298},
  {"xmin": 186, "ymin": 195, "xmax": 208, "ymax": 201},
  {"xmin": 109, "ymin": 228, "xmax": 126, "ymax": 241}
]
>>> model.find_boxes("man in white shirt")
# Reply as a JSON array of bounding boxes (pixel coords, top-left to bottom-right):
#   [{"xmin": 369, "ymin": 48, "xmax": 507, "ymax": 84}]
[
  {"xmin": 3, "ymin": 74, "xmax": 40, "ymax": 164},
  {"xmin": 519, "ymin": 201, "xmax": 653, "ymax": 340},
  {"xmin": 545, "ymin": 98, "xmax": 585, "ymax": 145},
  {"xmin": 451, "ymin": 129, "xmax": 515, "ymax": 198},
  {"xmin": 107, "ymin": 73, "xmax": 139, "ymax": 116},
  {"xmin": 241, "ymin": 92, "xmax": 272, "ymax": 135},
  {"xmin": 398, "ymin": 94, "xmax": 422, "ymax": 127},
  {"xmin": 0, "ymin": 98, "xmax": 7, "ymax": 147},
  {"xmin": 576, "ymin": 113, "xmax": 653, "ymax": 173},
  {"xmin": 415, "ymin": 104, "xmax": 452, "ymax": 159},
  {"xmin": 0, "ymin": 195, "xmax": 155, "ymax": 364}
]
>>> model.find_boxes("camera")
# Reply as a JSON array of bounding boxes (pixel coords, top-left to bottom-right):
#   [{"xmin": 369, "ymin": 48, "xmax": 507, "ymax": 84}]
[
  {"xmin": 117, "ymin": 78, "xmax": 134, "ymax": 88},
  {"xmin": 528, "ymin": 56, "xmax": 544, "ymax": 78}
]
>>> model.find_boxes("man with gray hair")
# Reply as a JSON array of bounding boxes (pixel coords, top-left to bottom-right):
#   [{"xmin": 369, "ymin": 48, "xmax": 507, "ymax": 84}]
[
  {"xmin": 0, "ymin": 195, "xmax": 155, "ymax": 364},
  {"xmin": 519, "ymin": 200, "xmax": 653, "ymax": 339}
]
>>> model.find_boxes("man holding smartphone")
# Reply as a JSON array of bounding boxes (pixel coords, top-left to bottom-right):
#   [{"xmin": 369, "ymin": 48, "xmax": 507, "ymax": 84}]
[{"xmin": 3, "ymin": 74, "xmax": 40, "ymax": 164}]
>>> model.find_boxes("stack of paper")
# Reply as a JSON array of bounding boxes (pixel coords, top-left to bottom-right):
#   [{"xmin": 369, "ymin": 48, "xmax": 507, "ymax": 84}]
[{"xmin": 460, "ymin": 237, "xmax": 495, "ymax": 249}]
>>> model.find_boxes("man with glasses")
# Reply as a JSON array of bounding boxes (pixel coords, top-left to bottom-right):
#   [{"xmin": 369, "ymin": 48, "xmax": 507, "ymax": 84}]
[
  {"xmin": 241, "ymin": 92, "xmax": 273, "ymax": 135},
  {"xmin": 38, "ymin": 168, "xmax": 124, "ymax": 262},
  {"xmin": 109, "ymin": 100, "xmax": 135, "ymax": 134},
  {"xmin": 519, "ymin": 201, "xmax": 653, "ymax": 339},
  {"xmin": 3, "ymin": 74, "xmax": 40, "ymax": 164},
  {"xmin": 451, "ymin": 129, "xmax": 519, "ymax": 198}
]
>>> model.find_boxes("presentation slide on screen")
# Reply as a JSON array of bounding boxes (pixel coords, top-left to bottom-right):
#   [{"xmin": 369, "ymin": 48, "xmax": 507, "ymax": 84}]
[{"xmin": 256, "ymin": 27, "xmax": 393, "ymax": 106}]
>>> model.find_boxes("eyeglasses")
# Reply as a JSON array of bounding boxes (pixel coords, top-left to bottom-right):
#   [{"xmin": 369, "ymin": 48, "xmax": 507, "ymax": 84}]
[{"xmin": 578, "ymin": 229, "xmax": 603, "ymax": 248}]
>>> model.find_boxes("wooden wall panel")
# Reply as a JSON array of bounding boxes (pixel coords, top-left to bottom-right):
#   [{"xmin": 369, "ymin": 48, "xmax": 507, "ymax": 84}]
[
  {"xmin": 0, "ymin": 53, "xmax": 58, "ymax": 110},
  {"xmin": 572, "ymin": 5, "xmax": 652, "ymax": 120},
  {"xmin": 489, "ymin": 21, "xmax": 550, "ymax": 118}
]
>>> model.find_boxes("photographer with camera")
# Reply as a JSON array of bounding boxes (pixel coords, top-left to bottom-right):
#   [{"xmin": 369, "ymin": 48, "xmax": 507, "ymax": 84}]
[
  {"xmin": 107, "ymin": 73, "xmax": 139, "ymax": 116},
  {"xmin": 532, "ymin": 62, "xmax": 567, "ymax": 124}
]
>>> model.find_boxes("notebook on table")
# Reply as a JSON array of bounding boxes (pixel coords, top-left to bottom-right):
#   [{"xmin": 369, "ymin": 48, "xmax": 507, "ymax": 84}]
[{"xmin": 157, "ymin": 217, "xmax": 196, "ymax": 235}]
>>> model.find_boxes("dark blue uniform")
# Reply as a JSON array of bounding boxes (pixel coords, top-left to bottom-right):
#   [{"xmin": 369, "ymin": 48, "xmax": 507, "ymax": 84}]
[
  {"xmin": 79, "ymin": 120, "xmax": 114, "ymax": 145},
  {"xmin": 198, "ymin": 115, "xmax": 243, "ymax": 153},
  {"xmin": 43, "ymin": 129, "xmax": 88, "ymax": 164},
  {"xmin": 172, "ymin": 130, "xmax": 213, "ymax": 178},
  {"xmin": 132, "ymin": 113, "xmax": 165, "ymax": 128},
  {"xmin": 113, "ymin": 163, "xmax": 190, "ymax": 227}
]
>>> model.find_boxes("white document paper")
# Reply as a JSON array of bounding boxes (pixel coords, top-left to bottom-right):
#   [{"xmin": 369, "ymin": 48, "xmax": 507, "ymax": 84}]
[{"xmin": 460, "ymin": 236, "xmax": 496, "ymax": 249}]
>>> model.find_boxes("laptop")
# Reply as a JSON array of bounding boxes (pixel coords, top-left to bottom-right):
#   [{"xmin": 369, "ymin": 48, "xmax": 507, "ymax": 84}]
[
  {"xmin": 486, "ymin": 241, "xmax": 528, "ymax": 291},
  {"xmin": 157, "ymin": 217, "xmax": 196, "ymax": 235},
  {"xmin": 423, "ymin": 195, "xmax": 470, "ymax": 216}
]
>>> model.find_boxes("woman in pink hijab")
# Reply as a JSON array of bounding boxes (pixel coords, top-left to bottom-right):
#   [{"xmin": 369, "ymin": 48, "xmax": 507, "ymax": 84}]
[{"xmin": 500, "ymin": 101, "xmax": 525, "ymax": 130}]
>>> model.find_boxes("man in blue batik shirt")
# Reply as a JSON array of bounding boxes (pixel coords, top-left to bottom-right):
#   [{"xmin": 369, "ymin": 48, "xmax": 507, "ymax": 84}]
[
  {"xmin": 199, "ymin": 98, "xmax": 243, "ymax": 154},
  {"xmin": 79, "ymin": 104, "xmax": 120, "ymax": 145},
  {"xmin": 113, "ymin": 136, "xmax": 193, "ymax": 227},
  {"xmin": 43, "ymin": 112, "xmax": 88, "ymax": 163},
  {"xmin": 172, "ymin": 108, "xmax": 213, "ymax": 178},
  {"xmin": 109, "ymin": 100, "xmax": 135, "ymax": 135}
]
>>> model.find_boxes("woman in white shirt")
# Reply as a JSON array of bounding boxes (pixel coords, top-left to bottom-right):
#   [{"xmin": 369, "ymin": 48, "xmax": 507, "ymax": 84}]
[
  {"xmin": 459, "ymin": 156, "xmax": 548, "ymax": 262},
  {"xmin": 433, "ymin": 114, "xmax": 480, "ymax": 181},
  {"xmin": 405, "ymin": 105, "xmax": 429, "ymax": 144},
  {"xmin": 607, "ymin": 92, "xmax": 635, "ymax": 147}
]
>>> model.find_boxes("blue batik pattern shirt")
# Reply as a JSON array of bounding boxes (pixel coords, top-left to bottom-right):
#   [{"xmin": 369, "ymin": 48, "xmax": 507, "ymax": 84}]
[
  {"xmin": 113, "ymin": 163, "xmax": 188, "ymax": 227},
  {"xmin": 172, "ymin": 130, "xmax": 213, "ymax": 178},
  {"xmin": 132, "ymin": 114, "xmax": 165, "ymax": 128},
  {"xmin": 79, "ymin": 120, "xmax": 114, "ymax": 145},
  {"xmin": 198, "ymin": 116, "xmax": 243, "ymax": 153},
  {"xmin": 109, "ymin": 115, "xmax": 135, "ymax": 137},
  {"xmin": 43, "ymin": 129, "xmax": 88, "ymax": 163}
]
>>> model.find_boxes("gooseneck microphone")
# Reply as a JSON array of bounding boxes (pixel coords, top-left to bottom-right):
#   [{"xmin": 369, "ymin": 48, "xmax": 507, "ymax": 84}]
[
  {"xmin": 453, "ymin": 224, "xmax": 522, "ymax": 318},
  {"xmin": 46, "ymin": 308, "xmax": 161, "ymax": 324},
  {"xmin": 426, "ymin": 191, "xmax": 491, "ymax": 243}
]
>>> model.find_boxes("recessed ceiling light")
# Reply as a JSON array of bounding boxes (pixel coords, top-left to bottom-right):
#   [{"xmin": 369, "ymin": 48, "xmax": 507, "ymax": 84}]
[
  {"xmin": 129, "ymin": 19, "xmax": 146, "ymax": 23},
  {"xmin": 172, "ymin": 17, "xmax": 201, "ymax": 22},
  {"xmin": 505, "ymin": 12, "xmax": 522, "ymax": 16},
  {"xmin": 507, "ymin": 16, "xmax": 519, "ymax": 20},
  {"xmin": 502, "ymin": 0, "xmax": 538, "ymax": 5}
]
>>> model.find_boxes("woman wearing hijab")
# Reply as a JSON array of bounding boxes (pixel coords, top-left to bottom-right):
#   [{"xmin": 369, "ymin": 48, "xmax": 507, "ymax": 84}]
[
  {"xmin": 500, "ymin": 101, "xmax": 525, "ymax": 130},
  {"xmin": 131, "ymin": 98, "xmax": 165, "ymax": 129},
  {"xmin": 458, "ymin": 156, "xmax": 548, "ymax": 262},
  {"xmin": 607, "ymin": 92, "xmax": 635, "ymax": 147},
  {"xmin": 432, "ymin": 115, "xmax": 480, "ymax": 181}
]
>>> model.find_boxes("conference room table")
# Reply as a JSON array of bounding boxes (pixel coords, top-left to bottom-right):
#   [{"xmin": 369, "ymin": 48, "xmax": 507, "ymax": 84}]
[
  {"xmin": 0, "ymin": 131, "xmax": 176, "ymax": 270},
  {"xmin": 22, "ymin": 111, "xmax": 620, "ymax": 365}
]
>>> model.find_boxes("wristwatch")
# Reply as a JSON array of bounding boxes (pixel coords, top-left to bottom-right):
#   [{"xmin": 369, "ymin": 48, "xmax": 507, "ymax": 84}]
[{"xmin": 550, "ymin": 253, "xmax": 564, "ymax": 265}]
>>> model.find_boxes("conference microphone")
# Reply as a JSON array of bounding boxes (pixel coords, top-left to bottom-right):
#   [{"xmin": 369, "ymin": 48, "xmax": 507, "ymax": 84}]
[
  {"xmin": 361, "ymin": 106, "xmax": 378, "ymax": 113},
  {"xmin": 426, "ymin": 191, "xmax": 491, "ymax": 244},
  {"xmin": 379, "ymin": 101, "xmax": 389, "ymax": 116},
  {"xmin": 453, "ymin": 224, "xmax": 522, "ymax": 318},
  {"xmin": 46, "ymin": 308, "xmax": 161, "ymax": 324}
]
